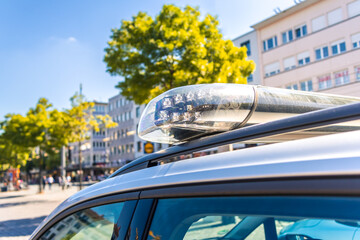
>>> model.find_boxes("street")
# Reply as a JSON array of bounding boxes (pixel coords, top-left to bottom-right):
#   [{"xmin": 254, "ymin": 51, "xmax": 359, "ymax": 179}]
[{"xmin": 0, "ymin": 184, "xmax": 78, "ymax": 240}]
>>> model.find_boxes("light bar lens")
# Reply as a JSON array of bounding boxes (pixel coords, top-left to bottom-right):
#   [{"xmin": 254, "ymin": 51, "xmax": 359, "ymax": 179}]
[
  {"xmin": 139, "ymin": 84, "xmax": 255, "ymax": 144},
  {"xmin": 138, "ymin": 84, "xmax": 360, "ymax": 144}
]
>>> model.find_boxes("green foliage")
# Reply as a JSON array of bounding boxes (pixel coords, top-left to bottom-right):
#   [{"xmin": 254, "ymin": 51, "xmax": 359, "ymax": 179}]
[
  {"xmin": 104, "ymin": 4, "xmax": 255, "ymax": 104},
  {"xmin": 0, "ymin": 98, "xmax": 72, "ymax": 168},
  {"xmin": 67, "ymin": 94, "xmax": 117, "ymax": 144},
  {"xmin": 0, "ymin": 135, "xmax": 29, "ymax": 168}
]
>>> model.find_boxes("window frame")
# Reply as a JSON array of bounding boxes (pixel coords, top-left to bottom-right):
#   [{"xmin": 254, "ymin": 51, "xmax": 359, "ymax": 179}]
[
  {"xmin": 263, "ymin": 36, "xmax": 278, "ymax": 51},
  {"xmin": 355, "ymin": 66, "xmax": 360, "ymax": 81},
  {"xmin": 286, "ymin": 83, "xmax": 298, "ymax": 90},
  {"xmin": 140, "ymin": 178, "xmax": 360, "ymax": 240},
  {"xmin": 331, "ymin": 40, "xmax": 346, "ymax": 55},
  {"xmin": 300, "ymin": 80, "xmax": 313, "ymax": 91},
  {"xmin": 297, "ymin": 51, "xmax": 310, "ymax": 66},
  {"xmin": 334, "ymin": 69, "xmax": 350, "ymax": 86},
  {"xmin": 31, "ymin": 192, "xmax": 139, "ymax": 240},
  {"xmin": 282, "ymin": 29, "xmax": 293, "ymax": 44},
  {"xmin": 240, "ymin": 40, "xmax": 251, "ymax": 56},
  {"xmin": 315, "ymin": 46, "xmax": 329, "ymax": 60},
  {"xmin": 351, "ymin": 32, "xmax": 360, "ymax": 49},
  {"xmin": 295, "ymin": 24, "xmax": 307, "ymax": 38},
  {"xmin": 318, "ymin": 74, "xmax": 332, "ymax": 90}
]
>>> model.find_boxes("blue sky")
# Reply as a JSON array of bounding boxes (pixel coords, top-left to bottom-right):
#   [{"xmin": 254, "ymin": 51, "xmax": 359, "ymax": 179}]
[{"xmin": 0, "ymin": 0, "xmax": 294, "ymax": 119}]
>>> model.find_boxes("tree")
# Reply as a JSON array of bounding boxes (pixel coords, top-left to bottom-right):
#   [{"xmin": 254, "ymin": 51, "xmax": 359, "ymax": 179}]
[
  {"xmin": 104, "ymin": 4, "xmax": 255, "ymax": 104},
  {"xmin": 0, "ymin": 135, "xmax": 30, "ymax": 170},
  {"xmin": 1, "ymin": 99, "xmax": 73, "ymax": 193},
  {"xmin": 67, "ymin": 94, "xmax": 117, "ymax": 190}
]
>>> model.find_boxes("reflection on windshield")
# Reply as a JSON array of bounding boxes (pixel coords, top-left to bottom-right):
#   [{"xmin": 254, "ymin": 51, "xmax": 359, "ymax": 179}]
[{"xmin": 40, "ymin": 202, "xmax": 124, "ymax": 240}]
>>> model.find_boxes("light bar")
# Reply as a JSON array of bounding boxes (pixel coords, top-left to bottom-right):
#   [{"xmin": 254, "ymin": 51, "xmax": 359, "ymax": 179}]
[{"xmin": 138, "ymin": 84, "xmax": 360, "ymax": 144}]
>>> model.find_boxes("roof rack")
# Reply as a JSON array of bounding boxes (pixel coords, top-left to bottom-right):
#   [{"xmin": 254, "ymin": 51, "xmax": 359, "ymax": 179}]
[{"xmin": 110, "ymin": 102, "xmax": 360, "ymax": 178}]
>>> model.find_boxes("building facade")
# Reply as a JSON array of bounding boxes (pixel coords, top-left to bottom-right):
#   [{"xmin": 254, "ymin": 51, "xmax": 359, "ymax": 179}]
[
  {"xmin": 252, "ymin": 0, "xmax": 360, "ymax": 96},
  {"xmin": 107, "ymin": 94, "xmax": 135, "ymax": 167},
  {"xmin": 232, "ymin": 30, "xmax": 261, "ymax": 85}
]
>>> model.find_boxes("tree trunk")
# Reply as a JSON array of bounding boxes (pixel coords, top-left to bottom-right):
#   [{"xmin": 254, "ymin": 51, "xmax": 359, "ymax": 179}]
[
  {"xmin": 38, "ymin": 149, "xmax": 44, "ymax": 193},
  {"xmin": 78, "ymin": 141, "xmax": 83, "ymax": 190}
]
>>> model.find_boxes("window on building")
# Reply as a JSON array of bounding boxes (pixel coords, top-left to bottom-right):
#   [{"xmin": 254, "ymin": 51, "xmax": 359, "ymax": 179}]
[
  {"xmin": 93, "ymin": 142, "xmax": 95, "ymax": 148},
  {"xmin": 126, "ymin": 145, "xmax": 129, "ymax": 153},
  {"xmin": 137, "ymin": 141, "xmax": 142, "ymax": 152},
  {"xmin": 264, "ymin": 62, "xmax": 280, "ymax": 77},
  {"xmin": 334, "ymin": 69, "xmax": 350, "ymax": 86},
  {"xmin": 312, "ymin": 15, "xmax": 326, "ymax": 32},
  {"xmin": 121, "ymin": 145, "xmax": 125, "ymax": 153},
  {"xmin": 300, "ymin": 80, "xmax": 313, "ymax": 91},
  {"xmin": 136, "ymin": 106, "xmax": 141, "ymax": 118},
  {"xmin": 348, "ymin": 0, "xmax": 360, "ymax": 18},
  {"xmin": 157, "ymin": 143, "xmax": 162, "ymax": 151},
  {"xmin": 240, "ymin": 40, "xmax": 251, "ymax": 56},
  {"xmin": 315, "ymin": 46, "xmax": 329, "ymax": 60},
  {"xmin": 113, "ymin": 147, "xmax": 117, "ymax": 155},
  {"xmin": 283, "ymin": 56, "xmax": 296, "ymax": 71},
  {"xmin": 351, "ymin": 33, "xmax": 360, "ymax": 49},
  {"xmin": 286, "ymin": 84, "xmax": 298, "ymax": 90},
  {"xmin": 281, "ymin": 30, "xmax": 293, "ymax": 44},
  {"xmin": 295, "ymin": 24, "xmax": 307, "ymax": 38},
  {"xmin": 328, "ymin": 8, "xmax": 343, "ymax": 25},
  {"xmin": 356, "ymin": 66, "xmax": 360, "ymax": 81},
  {"xmin": 247, "ymin": 74, "xmax": 253, "ymax": 83},
  {"xmin": 297, "ymin": 51, "xmax": 310, "ymax": 66},
  {"xmin": 130, "ymin": 144, "xmax": 134, "ymax": 153},
  {"xmin": 318, "ymin": 74, "xmax": 332, "ymax": 90},
  {"xmin": 263, "ymin": 36, "xmax": 278, "ymax": 51},
  {"xmin": 331, "ymin": 40, "xmax": 346, "ymax": 55}
]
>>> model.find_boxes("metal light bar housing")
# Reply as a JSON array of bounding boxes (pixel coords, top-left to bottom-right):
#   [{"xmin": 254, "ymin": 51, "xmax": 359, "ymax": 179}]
[{"xmin": 138, "ymin": 84, "xmax": 360, "ymax": 144}]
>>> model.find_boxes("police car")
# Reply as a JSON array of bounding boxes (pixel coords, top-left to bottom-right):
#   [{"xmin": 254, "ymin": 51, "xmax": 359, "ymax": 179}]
[{"xmin": 31, "ymin": 84, "xmax": 360, "ymax": 240}]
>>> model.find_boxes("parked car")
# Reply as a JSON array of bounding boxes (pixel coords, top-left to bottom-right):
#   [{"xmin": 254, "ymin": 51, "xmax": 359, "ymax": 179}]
[{"xmin": 31, "ymin": 84, "xmax": 360, "ymax": 240}]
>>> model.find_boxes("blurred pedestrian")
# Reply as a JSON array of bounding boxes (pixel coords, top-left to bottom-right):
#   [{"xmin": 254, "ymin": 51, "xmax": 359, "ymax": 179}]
[
  {"xmin": 47, "ymin": 175, "xmax": 54, "ymax": 190},
  {"xmin": 66, "ymin": 175, "xmax": 71, "ymax": 189},
  {"xmin": 42, "ymin": 175, "xmax": 47, "ymax": 190},
  {"xmin": 58, "ymin": 176, "xmax": 65, "ymax": 190}
]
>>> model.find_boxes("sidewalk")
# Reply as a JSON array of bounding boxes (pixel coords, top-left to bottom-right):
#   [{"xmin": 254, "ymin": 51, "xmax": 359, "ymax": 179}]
[{"xmin": 0, "ymin": 184, "xmax": 79, "ymax": 240}]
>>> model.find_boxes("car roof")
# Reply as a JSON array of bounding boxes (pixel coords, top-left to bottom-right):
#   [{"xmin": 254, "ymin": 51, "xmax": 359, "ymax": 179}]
[{"xmin": 44, "ymin": 129, "xmax": 360, "ymax": 224}]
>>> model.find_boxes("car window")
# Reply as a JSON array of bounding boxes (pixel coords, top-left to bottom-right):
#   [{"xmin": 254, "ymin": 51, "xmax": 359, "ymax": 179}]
[
  {"xmin": 146, "ymin": 196, "xmax": 360, "ymax": 240},
  {"xmin": 40, "ymin": 202, "xmax": 124, "ymax": 240}
]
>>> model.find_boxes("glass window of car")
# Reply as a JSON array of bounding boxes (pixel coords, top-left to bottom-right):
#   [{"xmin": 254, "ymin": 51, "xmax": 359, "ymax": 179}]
[
  {"xmin": 40, "ymin": 202, "xmax": 124, "ymax": 240},
  {"xmin": 146, "ymin": 196, "xmax": 360, "ymax": 240}
]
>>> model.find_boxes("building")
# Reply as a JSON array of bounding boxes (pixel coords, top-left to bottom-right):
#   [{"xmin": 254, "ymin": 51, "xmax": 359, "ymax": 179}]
[
  {"xmin": 107, "ymin": 93, "xmax": 168, "ymax": 167},
  {"xmin": 251, "ymin": 0, "xmax": 360, "ymax": 96},
  {"xmin": 107, "ymin": 94, "xmax": 135, "ymax": 167},
  {"xmin": 67, "ymin": 102, "xmax": 109, "ymax": 177},
  {"xmin": 232, "ymin": 30, "xmax": 261, "ymax": 85}
]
